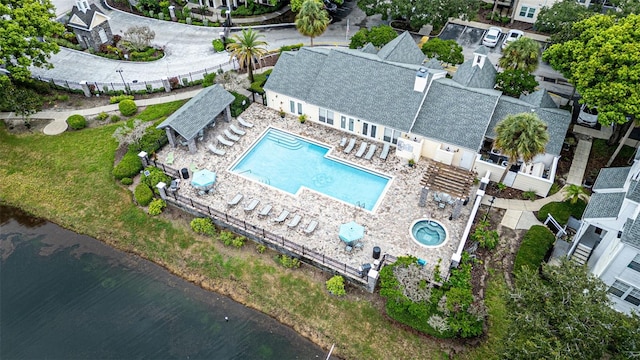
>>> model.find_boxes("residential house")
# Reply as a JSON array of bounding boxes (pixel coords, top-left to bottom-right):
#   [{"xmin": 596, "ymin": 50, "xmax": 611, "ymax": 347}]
[
  {"xmin": 67, "ymin": 0, "xmax": 113, "ymax": 52},
  {"xmin": 263, "ymin": 32, "xmax": 571, "ymax": 196},
  {"xmin": 568, "ymin": 150, "xmax": 640, "ymax": 314}
]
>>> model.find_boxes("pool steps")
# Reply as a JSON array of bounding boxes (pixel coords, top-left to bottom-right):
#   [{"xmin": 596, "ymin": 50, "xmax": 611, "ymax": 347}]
[{"xmin": 267, "ymin": 130, "xmax": 302, "ymax": 150}]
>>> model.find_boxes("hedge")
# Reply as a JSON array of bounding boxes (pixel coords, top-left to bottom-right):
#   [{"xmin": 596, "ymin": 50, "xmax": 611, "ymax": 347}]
[
  {"xmin": 66, "ymin": 114, "xmax": 87, "ymax": 130},
  {"xmin": 119, "ymin": 99, "xmax": 138, "ymax": 116},
  {"xmin": 230, "ymin": 91, "xmax": 249, "ymax": 117},
  {"xmin": 134, "ymin": 183, "xmax": 154, "ymax": 206},
  {"xmin": 203, "ymin": 72, "xmax": 217, "ymax": 87},
  {"xmin": 537, "ymin": 200, "xmax": 587, "ymax": 225},
  {"xmin": 514, "ymin": 225, "xmax": 556, "ymax": 274},
  {"xmin": 109, "ymin": 94, "xmax": 134, "ymax": 104},
  {"xmin": 112, "ymin": 151, "xmax": 143, "ymax": 180}
]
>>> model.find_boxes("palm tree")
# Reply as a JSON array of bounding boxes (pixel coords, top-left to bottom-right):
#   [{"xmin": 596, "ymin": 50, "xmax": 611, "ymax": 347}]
[
  {"xmin": 563, "ymin": 184, "xmax": 589, "ymax": 204},
  {"xmin": 498, "ymin": 37, "xmax": 540, "ymax": 73},
  {"xmin": 494, "ymin": 112, "xmax": 550, "ymax": 184},
  {"xmin": 226, "ymin": 28, "xmax": 268, "ymax": 83},
  {"xmin": 295, "ymin": 0, "xmax": 330, "ymax": 47}
]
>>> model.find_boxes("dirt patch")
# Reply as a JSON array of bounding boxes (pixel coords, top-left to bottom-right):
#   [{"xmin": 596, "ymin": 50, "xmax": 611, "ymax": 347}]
[{"xmin": 3, "ymin": 119, "xmax": 52, "ymax": 134}]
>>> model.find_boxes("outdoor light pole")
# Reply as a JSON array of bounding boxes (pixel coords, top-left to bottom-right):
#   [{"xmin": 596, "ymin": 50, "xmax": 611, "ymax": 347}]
[
  {"xmin": 116, "ymin": 69, "xmax": 127, "ymax": 94},
  {"xmin": 485, "ymin": 196, "xmax": 496, "ymax": 221}
]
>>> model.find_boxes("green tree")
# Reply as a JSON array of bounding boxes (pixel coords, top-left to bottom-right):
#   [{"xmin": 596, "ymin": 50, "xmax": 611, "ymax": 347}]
[
  {"xmin": 421, "ymin": 38, "xmax": 464, "ymax": 66},
  {"xmin": 0, "ymin": 0, "xmax": 65, "ymax": 82},
  {"xmin": 534, "ymin": 0, "xmax": 593, "ymax": 44},
  {"xmin": 542, "ymin": 14, "xmax": 640, "ymax": 157},
  {"xmin": 226, "ymin": 28, "xmax": 268, "ymax": 83},
  {"xmin": 348, "ymin": 25, "xmax": 398, "ymax": 49},
  {"xmin": 494, "ymin": 113, "xmax": 549, "ymax": 184},
  {"xmin": 504, "ymin": 260, "xmax": 638, "ymax": 359},
  {"xmin": 498, "ymin": 37, "xmax": 540, "ymax": 73},
  {"xmin": 495, "ymin": 69, "xmax": 539, "ymax": 97},
  {"xmin": 562, "ymin": 184, "xmax": 589, "ymax": 204},
  {"xmin": 295, "ymin": 0, "xmax": 330, "ymax": 47},
  {"xmin": 290, "ymin": 0, "xmax": 304, "ymax": 12}
]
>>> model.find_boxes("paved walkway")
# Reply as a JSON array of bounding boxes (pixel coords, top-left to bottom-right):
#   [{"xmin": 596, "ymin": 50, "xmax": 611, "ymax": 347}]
[{"xmin": 566, "ymin": 137, "xmax": 592, "ymax": 185}]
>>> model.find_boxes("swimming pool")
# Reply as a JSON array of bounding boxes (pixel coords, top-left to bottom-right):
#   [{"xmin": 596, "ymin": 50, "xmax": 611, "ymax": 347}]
[{"xmin": 230, "ymin": 128, "xmax": 390, "ymax": 211}]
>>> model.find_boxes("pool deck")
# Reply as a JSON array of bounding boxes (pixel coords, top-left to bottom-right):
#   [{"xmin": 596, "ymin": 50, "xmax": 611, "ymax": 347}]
[{"xmin": 157, "ymin": 103, "xmax": 476, "ymax": 276}]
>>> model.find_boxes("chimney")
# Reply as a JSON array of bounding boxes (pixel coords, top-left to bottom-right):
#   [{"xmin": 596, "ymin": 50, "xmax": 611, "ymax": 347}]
[
  {"xmin": 414, "ymin": 67, "xmax": 430, "ymax": 92},
  {"xmin": 76, "ymin": 0, "xmax": 89, "ymax": 13}
]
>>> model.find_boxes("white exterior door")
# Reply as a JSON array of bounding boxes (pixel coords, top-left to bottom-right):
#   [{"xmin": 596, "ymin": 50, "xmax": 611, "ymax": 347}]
[{"xmin": 459, "ymin": 150, "xmax": 474, "ymax": 170}]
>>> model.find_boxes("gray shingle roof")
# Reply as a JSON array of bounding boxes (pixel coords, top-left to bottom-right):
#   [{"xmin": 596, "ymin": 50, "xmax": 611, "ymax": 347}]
[
  {"xmin": 410, "ymin": 78, "xmax": 501, "ymax": 151},
  {"xmin": 361, "ymin": 43, "xmax": 377, "ymax": 54},
  {"xmin": 473, "ymin": 46, "xmax": 490, "ymax": 56},
  {"xmin": 376, "ymin": 32, "xmax": 425, "ymax": 65},
  {"xmin": 486, "ymin": 96, "xmax": 571, "ymax": 156},
  {"xmin": 305, "ymin": 49, "xmax": 425, "ymax": 131},
  {"xmin": 263, "ymin": 48, "xmax": 327, "ymax": 100},
  {"xmin": 621, "ymin": 217, "xmax": 640, "ymax": 250},
  {"xmin": 627, "ymin": 180, "xmax": 640, "ymax": 202},
  {"xmin": 593, "ymin": 166, "xmax": 631, "ymax": 190},
  {"xmin": 583, "ymin": 192, "xmax": 626, "ymax": 219},
  {"xmin": 68, "ymin": 4, "xmax": 107, "ymax": 30},
  {"xmin": 452, "ymin": 56, "xmax": 497, "ymax": 89},
  {"xmin": 423, "ymin": 58, "xmax": 444, "ymax": 70},
  {"xmin": 519, "ymin": 89, "xmax": 558, "ymax": 109},
  {"xmin": 156, "ymin": 84, "xmax": 234, "ymax": 141}
]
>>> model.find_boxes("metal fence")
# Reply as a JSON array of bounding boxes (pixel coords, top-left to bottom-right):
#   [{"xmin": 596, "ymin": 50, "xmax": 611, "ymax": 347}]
[{"xmin": 151, "ymin": 160, "xmax": 396, "ymax": 286}]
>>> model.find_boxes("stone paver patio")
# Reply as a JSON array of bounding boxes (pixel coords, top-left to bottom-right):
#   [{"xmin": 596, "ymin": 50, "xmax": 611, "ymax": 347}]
[{"xmin": 156, "ymin": 103, "xmax": 477, "ymax": 276}]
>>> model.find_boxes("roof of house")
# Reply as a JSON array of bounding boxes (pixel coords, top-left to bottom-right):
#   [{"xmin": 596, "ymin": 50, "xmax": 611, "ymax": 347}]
[
  {"xmin": 451, "ymin": 48, "xmax": 496, "ymax": 89},
  {"xmin": 156, "ymin": 84, "xmax": 234, "ymax": 141},
  {"xmin": 621, "ymin": 217, "xmax": 640, "ymax": 250},
  {"xmin": 485, "ymin": 95, "xmax": 571, "ymax": 156},
  {"xmin": 627, "ymin": 180, "xmax": 640, "ymax": 202},
  {"xmin": 68, "ymin": 4, "xmax": 109, "ymax": 31},
  {"xmin": 423, "ymin": 58, "xmax": 444, "ymax": 70},
  {"xmin": 376, "ymin": 32, "xmax": 425, "ymax": 65},
  {"xmin": 583, "ymin": 192, "xmax": 626, "ymax": 219},
  {"xmin": 411, "ymin": 78, "xmax": 500, "ymax": 151},
  {"xmin": 593, "ymin": 166, "xmax": 631, "ymax": 190},
  {"xmin": 519, "ymin": 89, "xmax": 558, "ymax": 109},
  {"xmin": 360, "ymin": 43, "xmax": 378, "ymax": 54},
  {"xmin": 262, "ymin": 48, "xmax": 328, "ymax": 102}
]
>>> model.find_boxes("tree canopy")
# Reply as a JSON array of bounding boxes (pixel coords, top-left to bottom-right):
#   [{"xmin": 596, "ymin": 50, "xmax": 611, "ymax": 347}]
[
  {"xmin": 495, "ymin": 69, "xmax": 538, "ymax": 98},
  {"xmin": 0, "ymin": 0, "xmax": 65, "ymax": 82},
  {"xmin": 348, "ymin": 25, "xmax": 398, "ymax": 49},
  {"xmin": 503, "ymin": 260, "xmax": 640, "ymax": 359},
  {"xmin": 295, "ymin": 0, "xmax": 330, "ymax": 47},
  {"xmin": 534, "ymin": 0, "xmax": 593, "ymax": 44},
  {"xmin": 499, "ymin": 37, "xmax": 540, "ymax": 73},
  {"xmin": 543, "ymin": 14, "xmax": 640, "ymax": 127},
  {"xmin": 420, "ymin": 38, "xmax": 463, "ymax": 66},
  {"xmin": 226, "ymin": 28, "xmax": 268, "ymax": 82}
]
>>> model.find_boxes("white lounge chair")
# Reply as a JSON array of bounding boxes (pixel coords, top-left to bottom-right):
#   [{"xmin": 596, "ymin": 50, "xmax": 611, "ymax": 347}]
[
  {"xmin": 273, "ymin": 210, "xmax": 289, "ymax": 223},
  {"xmin": 244, "ymin": 198, "xmax": 259, "ymax": 212},
  {"xmin": 227, "ymin": 193, "xmax": 243, "ymax": 206},
  {"xmin": 258, "ymin": 204, "xmax": 272, "ymax": 217},
  {"xmin": 303, "ymin": 220, "xmax": 318, "ymax": 235},
  {"xmin": 379, "ymin": 143, "xmax": 390, "ymax": 160},
  {"xmin": 237, "ymin": 116, "xmax": 254, "ymax": 128},
  {"xmin": 340, "ymin": 137, "xmax": 347, "ymax": 147},
  {"xmin": 355, "ymin": 142, "xmax": 368, "ymax": 158},
  {"xmin": 287, "ymin": 214, "xmax": 301, "ymax": 228},
  {"xmin": 230, "ymin": 124, "xmax": 246, "ymax": 136},
  {"xmin": 217, "ymin": 135, "xmax": 234, "ymax": 147},
  {"xmin": 224, "ymin": 129, "xmax": 240, "ymax": 142},
  {"xmin": 343, "ymin": 138, "xmax": 356, "ymax": 154},
  {"xmin": 364, "ymin": 144, "xmax": 377, "ymax": 160},
  {"xmin": 165, "ymin": 151, "xmax": 174, "ymax": 165},
  {"xmin": 207, "ymin": 143, "xmax": 225, "ymax": 156}
]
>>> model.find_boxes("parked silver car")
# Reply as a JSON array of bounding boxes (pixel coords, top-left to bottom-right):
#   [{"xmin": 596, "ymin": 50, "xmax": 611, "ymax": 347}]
[
  {"xmin": 482, "ymin": 27, "xmax": 503, "ymax": 48},
  {"xmin": 501, "ymin": 29, "xmax": 524, "ymax": 50},
  {"xmin": 577, "ymin": 104, "xmax": 598, "ymax": 127}
]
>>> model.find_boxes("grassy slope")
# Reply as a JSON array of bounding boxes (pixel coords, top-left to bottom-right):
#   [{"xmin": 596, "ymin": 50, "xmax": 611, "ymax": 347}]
[{"xmin": 0, "ymin": 104, "xmax": 508, "ymax": 359}]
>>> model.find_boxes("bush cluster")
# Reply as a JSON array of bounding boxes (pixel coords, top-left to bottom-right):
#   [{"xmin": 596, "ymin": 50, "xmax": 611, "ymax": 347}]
[
  {"xmin": 279, "ymin": 43, "xmax": 303, "ymax": 53},
  {"xmin": 96, "ymin": 112, "xmax": 109, "ymax": 121},
  {"xmin": 470, "ymin": 220, "xmax": 499, "ymax": 250},
  {"xmin": 121, "ymin": 177, "xmax": 133, "ymax": 185},
  {"xmin": 326, "ymin": 275, "xmax": 346, "ymax": 296},
  {"xmin": 202, "ymin": 72, "xmax": 217, "ymax": 88},
  {"xmin": 211, "ymin": 39, "xmax": 225, "ymax": 52},
  {"xmin": 134, "ymin": 183, "xmax": 154, "ymax": 206},
  {"xmin": 112, "ymin": 151, "xmax": 143, "ymax": 180},
  {"xmin": 230, "ymin": 92, "xmax": 250, "ymax": 117},
  {"xmin": 129, "ymin": 47, "xmax": 163, "ymax": 62},
  {"xmin": 110, "ymin": 94, "xmax": 135, "ymax": 104},
  {"xmin": 190, "ymin": 218, "xmax": 215, "ymax": 236},
  {"xmin": 514, "ymin": 225, "xmax": 555, "ymax": 273},
  {"xmin": 141, "ymin": 166, "xmax": 171, "ymax": 194},
  {"xmin": 148, "ymin": 198, "xmax": 166, "ymax": 215},
  {"xmin": 231, "ymin": 1, "xmax": 280, "ymax": 16},
  {"xmin": 119, "ymin": 99, "xmax": 138, "ymax": 116},
  {"xmin": 278, "ymin": 255, "xmax": 301, "ymax": 269},
  {"xmin": 249, "ymin": 69, "xmax": 272, "ymax": 94},
  {"xmin": 66, "ymin": 114, "xmax": 87, "ymax": 130}
]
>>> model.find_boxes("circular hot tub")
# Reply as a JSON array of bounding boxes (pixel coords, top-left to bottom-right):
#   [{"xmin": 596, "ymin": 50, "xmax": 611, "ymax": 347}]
[{"xmin": 410, "ymin": 219, "xmax": 448, "ymax": 247}]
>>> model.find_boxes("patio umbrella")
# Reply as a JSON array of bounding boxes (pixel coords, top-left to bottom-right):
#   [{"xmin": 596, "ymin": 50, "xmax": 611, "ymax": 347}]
[
  {"xmin": 339, "ymin": 221, "xmax": 365, "ymax": 245},
  {"xmin": 191, "ymin": 169, "xmax": 217, "ymax": 191}
]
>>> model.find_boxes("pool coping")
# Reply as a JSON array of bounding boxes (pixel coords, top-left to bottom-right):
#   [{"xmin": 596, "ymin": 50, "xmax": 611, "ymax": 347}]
[{"xmin": 408, "ymin": 218, "xmax": 449, "ymax": 249}]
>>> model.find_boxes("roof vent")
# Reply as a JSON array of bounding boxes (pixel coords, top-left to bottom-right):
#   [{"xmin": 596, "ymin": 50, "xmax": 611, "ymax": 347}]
[{"xmin": 414, "ymin": 67, "xmax": 429, "ymax": 92}]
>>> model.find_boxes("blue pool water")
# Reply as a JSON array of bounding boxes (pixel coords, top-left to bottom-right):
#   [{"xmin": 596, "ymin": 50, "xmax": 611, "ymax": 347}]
[
  {"xmin": 230, "ymin": 128, "xmax": 390, "ymax": 211},
  {"xmin": 411, "ymin": 220, "xmax": 447, "ymax": 247}
]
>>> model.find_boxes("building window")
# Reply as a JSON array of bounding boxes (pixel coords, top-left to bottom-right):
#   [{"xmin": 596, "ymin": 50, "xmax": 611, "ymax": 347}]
[
  {"xmin": 348, "ymin": 118, "xmax": 354, "ymax": 131},
  {"xmin": 290, "ymin": 100, "xmax": 295, "ymax": 113},
  {"xmin": 297, "ymin": 103, "xmax": 302, "ymax": 115},
  {"xmin": 98, "ymin": 28, "xmax": 108, "ymax": 43},
  {"xmin": 370, "ymin": 124, "xmax": 377, "ymax": 138},
  {"xmin": 628, "ymin": 254, "xmax": 640, "ymax": 272},
  {"xmin": 319, "ymin": 108, "xmax": 326, "ymax": 123},
  {"xmin": 608, "ymin": 280, "xmax": 630, "ymax": 298},
  {"xmin": 362, "ymin": 123, "xmax": 368, "ymax": 136},
  {"xmin": 625, "ymin": 289, "xmax": 640, "ymax": 306},
  {"xmin": 340, "ymin": 116, "xmax": 346, "ymax": 129},
  {"xmin": 326, "ymin": 110, "xmax": 334, "ymax": 125},
  {"xmin": 519, "ymin": 6, "xmax": 536, "ymax": 18}
]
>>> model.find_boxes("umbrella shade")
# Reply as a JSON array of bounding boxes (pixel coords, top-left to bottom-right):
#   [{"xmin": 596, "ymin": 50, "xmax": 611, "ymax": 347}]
[
  {"xmin": 191, "ymin": 169, "xmax": 217, "ymax": 190},
  {"xmin": 339, "ymin": 221, "xmax": 365, "ymax": 245}
]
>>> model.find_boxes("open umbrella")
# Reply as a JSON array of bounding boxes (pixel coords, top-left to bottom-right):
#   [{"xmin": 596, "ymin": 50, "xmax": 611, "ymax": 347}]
[
  {"xmin": 339, "ymin": 221, "xmax": 364, "ymax": 245},
  {"xmin": 191, "ymin": 169, "xmax": 216, "ymax": 191}
]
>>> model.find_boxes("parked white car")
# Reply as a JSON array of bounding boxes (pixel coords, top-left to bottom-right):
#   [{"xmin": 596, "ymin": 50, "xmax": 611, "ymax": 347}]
[
  {"xmin": 482, "ymin": 27, "xmax": 503, "ymax": 48},
  {"xmin": 577, "ymin": 104, "xmax": 598, "ymax": 127},
  {"xmin": 501, "ymin": 29, "xmax": 524, "ymax": 50}
]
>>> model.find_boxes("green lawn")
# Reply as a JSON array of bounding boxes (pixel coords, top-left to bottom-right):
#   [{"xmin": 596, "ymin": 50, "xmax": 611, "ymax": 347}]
[{"xmin": 537, "ymin": 200, "xmax": 587, "ymax": 225}]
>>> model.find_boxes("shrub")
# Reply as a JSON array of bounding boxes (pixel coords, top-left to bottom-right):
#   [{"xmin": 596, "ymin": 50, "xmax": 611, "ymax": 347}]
[
  {"xmin": 219, "ymin": 230, "xmax": 235, "ymax": 246},
  {"xmin": 230, "ymin": 92, "xmax": 249, "ymax": 117},
  {"xmin": 231, "ymin": 236, "xmax": 246, "ymax": 248},
  {"xmin": 141, "ymin": 166, "xmax": 171, "ymax": 194},
  {"xmin": 131, "ymin": 125, "xmax": 168, "ymax": 154},
  {"xmin": 66, "ymin": 114, "xmax": 87, "ymax": 130},
  {"xmin": 109, "ymin": 94, "xmax": 135, "ymax": 104},
  {"xmin": 326, "ymin": 275, "xmax": 346, "ymax": 296},
  {"xmin": 514, "ymin": 225, "xmax": 555, "ymax": 274},
  {"xmin": 148, "ymin": 198, "xmax": 166, "ymax": 215},
  {"xmin": 110, "ymin": 115, "xmax": 121, "ymax": 123},
  {"xmin": 203, "ymin": 72, "xmax": 217, "ymax": 87},
  {"xmin": 212, "ymin": 38, "xmax": 225, "ymax": 52},
  {"xmin": 121, "ymin": 177, "xmax": 133, "ymax": 185},
  {"xmin": 112, "ymin": 151, "xmax": 143, "ymax": 179},
  {"xmin": 279, "ymin": 43, "xmax": 303, "ymax": 52},
  {"xmin": 190, "ymin": 218, "xmax": 215, "ymax": 236},
  {"xmin": 256, "ymin": 244, "xmax": 266, "ymax": 254},
  {"xmin": 119, "ymin": 99, "xmax": 138, "ymax": 116},
  {"xmin": 278, "ymin": 255, "xmax": 301, "ymax": 268},
  {"xmin": 298, "ymin": 114, "xmax": 307, "ymax": 123},
  {"xmin": 470, "ymin": 220, "xmax": 499, "ymax": 250},
  {"xmin": 134, "ymin": 183, "xmax": 154, "ymax": 206},
  {"xmin": 96, "ymin": 112, "xmax": 109, "ymax": 121},
  {"xmin": 522, "ymin": 190, "xmax": 537, "ymax": 201}
]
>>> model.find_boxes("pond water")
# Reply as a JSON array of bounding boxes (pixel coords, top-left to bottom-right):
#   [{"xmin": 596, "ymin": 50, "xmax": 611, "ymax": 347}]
[{"xmin": 0, "ymin": 205, "xmax": 330, "ymax": 359}]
